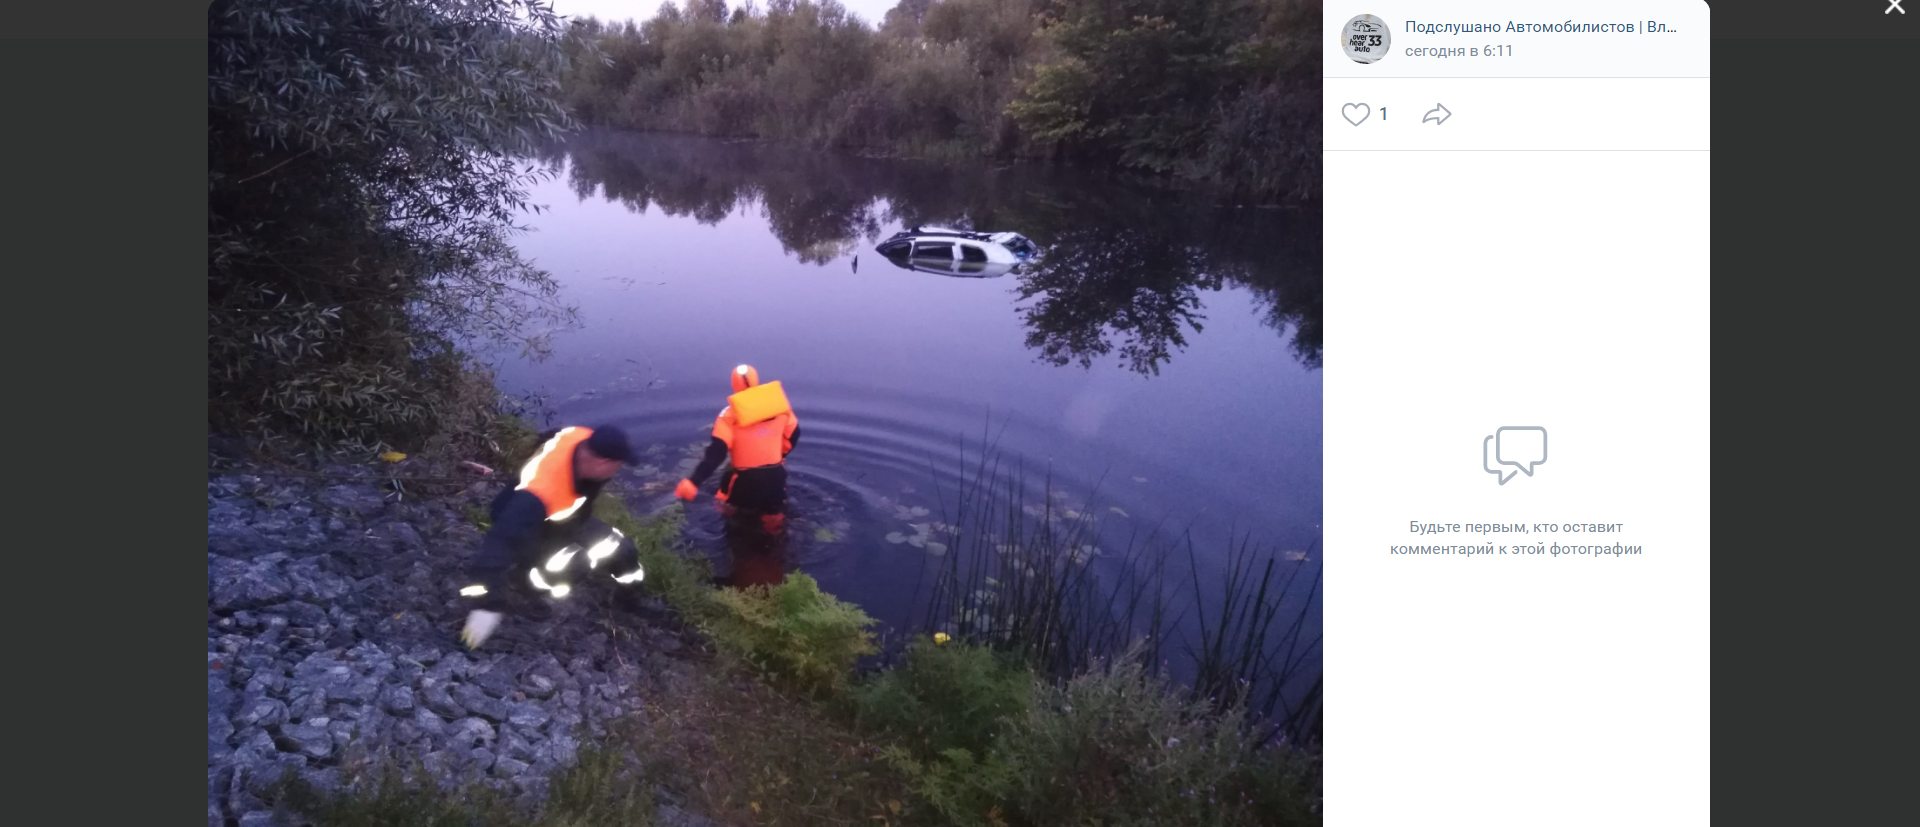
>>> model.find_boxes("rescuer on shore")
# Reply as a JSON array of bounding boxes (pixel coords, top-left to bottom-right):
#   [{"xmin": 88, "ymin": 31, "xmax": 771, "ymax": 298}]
[{"xmin": 458, "ymin": 425, "xmax": 646, "ymax": 649}]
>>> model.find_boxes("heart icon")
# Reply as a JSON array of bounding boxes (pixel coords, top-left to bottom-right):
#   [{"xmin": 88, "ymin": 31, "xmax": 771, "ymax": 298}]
[{"xmin": 1342, "ymin": 103, "xmax": 1370, "ymax": 126}]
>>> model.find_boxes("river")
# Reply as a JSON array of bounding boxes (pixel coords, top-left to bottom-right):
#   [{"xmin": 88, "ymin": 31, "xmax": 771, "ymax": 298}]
[{"xmin": 493, "ymin": 130, "xmax": 1321, "ymax": 718}]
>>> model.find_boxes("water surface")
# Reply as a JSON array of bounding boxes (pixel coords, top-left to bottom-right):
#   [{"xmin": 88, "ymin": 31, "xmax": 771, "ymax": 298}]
[{"xmin": 496, "ymin": 132, "xmax": 1322, "ymax": 689}]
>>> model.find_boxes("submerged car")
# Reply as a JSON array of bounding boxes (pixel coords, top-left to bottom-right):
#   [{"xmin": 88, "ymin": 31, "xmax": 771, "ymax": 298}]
[{"xmin": 874, "ymin": 227, "xmax": 1039, "ymax": 279}]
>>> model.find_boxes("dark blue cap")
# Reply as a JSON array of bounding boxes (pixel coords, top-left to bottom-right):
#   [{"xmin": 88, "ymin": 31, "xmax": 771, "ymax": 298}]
[{"xmin": 584, "ymin": 425, "xmax": 635, "ymax": 463}]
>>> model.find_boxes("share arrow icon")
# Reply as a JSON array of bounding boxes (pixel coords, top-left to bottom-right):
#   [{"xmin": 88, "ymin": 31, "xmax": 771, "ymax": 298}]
[{"xmin": 1423, "ymin": 103, "xmax": 1452, "ymax": 125}]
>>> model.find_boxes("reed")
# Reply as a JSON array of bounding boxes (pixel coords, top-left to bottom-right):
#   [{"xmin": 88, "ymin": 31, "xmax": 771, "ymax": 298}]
[{"xmin": 910, "ymin": 428, "xmax": 1322, "ymax": 746}]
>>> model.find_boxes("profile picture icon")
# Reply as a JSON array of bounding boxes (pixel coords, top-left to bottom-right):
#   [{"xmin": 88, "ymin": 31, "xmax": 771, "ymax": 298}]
[{"xmin": 1342, "ymin": 14, "xmax": 1390, "ymax": 64}]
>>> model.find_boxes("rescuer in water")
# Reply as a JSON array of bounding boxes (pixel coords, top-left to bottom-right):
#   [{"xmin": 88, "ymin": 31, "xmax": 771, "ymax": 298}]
[
  {"xmin": 675, "ymin": 365, "xmax": 799, "ymax": 586},
  {"xmin": 459, "ymin": 425, "xmax": 647, "ymax": 649}
]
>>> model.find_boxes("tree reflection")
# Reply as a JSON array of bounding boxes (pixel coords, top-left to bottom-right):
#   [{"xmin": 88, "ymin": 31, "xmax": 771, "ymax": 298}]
[{"xmin": 545, "ymin": 130, "xmax": 1321, "ymax": 372}]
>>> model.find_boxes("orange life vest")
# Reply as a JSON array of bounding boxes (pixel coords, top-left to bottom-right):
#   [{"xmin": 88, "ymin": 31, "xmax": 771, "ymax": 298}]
[
  {"xmin": 712, "ymin": 407, "xmax": 797, "ymax": 470},
  {"xmin": 516, "ymin": 426, "xmax": 593, "ymax": 521}
]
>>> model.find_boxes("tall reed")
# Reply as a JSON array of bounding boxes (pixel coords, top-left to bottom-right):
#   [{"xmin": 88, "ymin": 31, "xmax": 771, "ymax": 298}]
[{"xmin": 910, "ymin": 428, "xmax": 1322, "ymax": 746}]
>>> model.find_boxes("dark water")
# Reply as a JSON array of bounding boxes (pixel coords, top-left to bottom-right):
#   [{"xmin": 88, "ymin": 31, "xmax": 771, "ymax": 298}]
[{"xmin": 496, "ymin": 131, "xmax": 1321, "ymax": 690}]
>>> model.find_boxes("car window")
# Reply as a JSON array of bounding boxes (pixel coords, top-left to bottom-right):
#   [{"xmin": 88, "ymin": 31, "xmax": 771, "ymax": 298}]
[
  {"xmin": 912, "ymin": 241, "xmax": 954, "ymax": 259},
  {"xmin": 959, "ymin": 244, "xmax": 989, "ymax": 262}
]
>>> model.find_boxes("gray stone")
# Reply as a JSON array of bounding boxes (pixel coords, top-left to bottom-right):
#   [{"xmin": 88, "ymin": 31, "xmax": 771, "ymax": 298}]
[
  {"xmin": 471, "ymin": 665, "xmax": 519, "ymax": 699},
  {"xmin": 391, "ymin": 719, "xmax": 426, "ymax": 745},
  {"xmin": 327, "ymin": 719, "xmax": 356, "ymax": 751},
  {"xmin": 239, "ymin": 729, "xmax": 276, "ymax": 755},
  {"xmin": 548, "ymin": 732, "xmax": 579, "ymax": 765},
  {"xmin": 468, "ymin": 747, "xmax": 495, "ymax": 772},
  {"xmin": 453, "ymin": 684, "xmax": 509, "ymax": 722},
  {"xmin": 208, "ymin": 525, "xmax": 268, "ymax": 558},
  {"xmin": 421, "ymin": 684, "xmax": 464, "ymax": 719},
  {"xmin": 491, "ymin": 757, "xmax": 530, "ymax": 778},
  {"xmin": 276, "ymin": 723, "xmax": 333, "ymax": 759},
  {"xmin": 269, "ymin": 601, "xmax": 328, "ymax": 628},
  {"xmin": 411, "ymin": 707, "xmax": 447, "ymax": 736},
  {"xmin": 287, "ymin": 692, "xmax": 325, "ymax": 721},
  {"xmin": 380, "ymin": 686, "xmax": 415, "ymax": 714},
  {"xmin": 209, "ymin": 557, "xmax": 293, "ymax": 609},
  {"xmin": 447, "ymin": 717, "xmax": 495, "ymax": 750},
  {"xmin": 383, "ymin": 522, "xmax": 425, "ymax": 549},
  {"xmin": 549, "ymin": 708, "xmax": 584, "ymax": 732},
  {"xmin": 236, "ymin": 811, "xmax": 277, "ymax": 827},
  {"xmin": 559, "ymin": 688, "xmax": 582, "ymax": 710},
  {"xmin": 209, "ymin": 672, "xmax": 238, "ymax": 715},
  {"xmin": 389, "ymin": 662, "xmax": 425, "ymax": 687},
  {"xmin": 284, "ymin": 558, "xmax": 352, "ymax": 603},
  {"xmin": 325, "ymin": 676, "xmax": 380, "ymax": 705},
  {"xmin": 521, "ymin": 672, "xmax": 556, "ymax": 699},
  {"xmin": 498, "ymin": 727, "xmax": 538, "ymax": 763},
  {"xmin": 420, "ymin": 751, "xmax": 455, "ymax": 777},
  {"xmin": 505, "ymin": 704, "xmax": 550, "ymax": 731},
  {"xmin": 321, "ymin": 485, "xmax": 387, "ymax": 518},
  {"xmin": 234, "ymin": 697, "xmax": 288, "ymax": 729}
]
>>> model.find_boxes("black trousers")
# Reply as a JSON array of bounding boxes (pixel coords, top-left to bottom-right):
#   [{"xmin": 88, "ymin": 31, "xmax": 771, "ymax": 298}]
[
  {"xmin": 717, "ymin": 464, "xmax": 788, "ymax": 515},
  {"xmin": 465, "ymin": 514, "xmax": 642, "ymax": 613}
]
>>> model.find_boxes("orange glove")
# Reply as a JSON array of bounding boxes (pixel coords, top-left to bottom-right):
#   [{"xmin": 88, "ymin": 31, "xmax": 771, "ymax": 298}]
[{"xmin": 674, "ymin": 479, "xmax": 699, "ymax": 501}]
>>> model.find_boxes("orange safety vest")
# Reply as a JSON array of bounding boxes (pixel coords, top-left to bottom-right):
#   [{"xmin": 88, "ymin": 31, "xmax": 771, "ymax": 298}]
[
  {"xmin": 713, "ymin": 408, "xmax": 797, "ymax": 470},
  {"xmin": 516, "ymin": 426, "xmax": 593, "ymax": 521}
]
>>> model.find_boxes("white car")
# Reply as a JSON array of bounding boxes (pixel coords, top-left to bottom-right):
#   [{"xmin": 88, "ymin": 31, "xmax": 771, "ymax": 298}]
[{"xmin": 874, "ymin": 227, "xmax": 1039, "ymax": 279}]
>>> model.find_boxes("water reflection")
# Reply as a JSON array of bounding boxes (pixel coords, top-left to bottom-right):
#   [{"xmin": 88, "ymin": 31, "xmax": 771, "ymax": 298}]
[{"xmin": 535, "ymin": 130, "xmax": 1320, "ymax": 374}]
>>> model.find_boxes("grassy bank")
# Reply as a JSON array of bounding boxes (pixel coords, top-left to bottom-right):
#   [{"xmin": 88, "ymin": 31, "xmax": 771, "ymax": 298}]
[{"xmin": 267, "ymin": 458, "xmax": 1319, "ymax": 826}]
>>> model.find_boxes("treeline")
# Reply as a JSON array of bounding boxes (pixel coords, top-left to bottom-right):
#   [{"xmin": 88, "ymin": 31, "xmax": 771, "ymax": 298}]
[
  {"xmin": 558, "ymin": 0, "xmax": 1321, "ymax": 201},
  {"xmin": 541, "ymin": 130, "xmax": 1321, "ymax": 372}
]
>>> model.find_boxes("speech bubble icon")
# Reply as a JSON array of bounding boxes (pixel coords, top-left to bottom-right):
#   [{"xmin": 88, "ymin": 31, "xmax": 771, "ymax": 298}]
[
  {"xmin": 1482, "ymin": 436, "xmax": 1512, "ymax": 484},
  {"xmin": 1495, "ymin": 427, "xmax": 1548, "ymax": 482}
]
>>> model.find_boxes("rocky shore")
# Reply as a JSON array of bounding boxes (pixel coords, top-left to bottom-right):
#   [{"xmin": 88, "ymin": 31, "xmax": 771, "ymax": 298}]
[{"xmin": 206, "ymin": 460, "xmax": 710, "ymax": 827}]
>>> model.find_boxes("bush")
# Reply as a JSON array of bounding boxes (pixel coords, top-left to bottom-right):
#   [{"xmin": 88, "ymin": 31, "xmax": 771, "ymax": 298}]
[
  {"xmin": 705, "ymin": 572, "xmax": 879, "ymax": 695},
  {"xmin": 592, "ymin": 493, "xmax": 875, "ymax": 694},
  {"xmin": 854, "ymin": 637, "xmax": 1031, "ymax": 758},
  {"xmin": 991, "ymin": 653, "xmax": 1254, "ymax": 826}
]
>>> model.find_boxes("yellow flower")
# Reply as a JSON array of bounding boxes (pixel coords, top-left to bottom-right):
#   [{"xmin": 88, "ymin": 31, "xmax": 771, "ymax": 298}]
[
  {"xmin": 933, "ymin": 632, "xmax": 951, "ymax": 645},
  {"xmin": 380, "ymin": 452, "xmax": 407, "ymax": 462}
]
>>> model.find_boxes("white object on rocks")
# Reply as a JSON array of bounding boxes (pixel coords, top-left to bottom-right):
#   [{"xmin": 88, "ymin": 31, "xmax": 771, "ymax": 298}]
[{"xmin": 462, "ymin": 610, "xmax": 503, "ymax": 650}]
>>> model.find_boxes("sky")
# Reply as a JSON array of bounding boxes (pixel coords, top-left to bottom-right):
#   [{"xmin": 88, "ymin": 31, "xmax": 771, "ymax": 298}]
[{"xmin": 546, "ymin": 0, "xmax": 900, "ymax": 29}]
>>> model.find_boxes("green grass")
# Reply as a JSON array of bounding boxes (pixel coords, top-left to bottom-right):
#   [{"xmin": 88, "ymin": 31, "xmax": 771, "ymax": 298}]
[
  {"xmin": 594, "ymin": 492, "xmax": 878, "ymax": 696},
  {"xmin": 266, "ymin": 743, "xmax": 656, "ymax": 827}
]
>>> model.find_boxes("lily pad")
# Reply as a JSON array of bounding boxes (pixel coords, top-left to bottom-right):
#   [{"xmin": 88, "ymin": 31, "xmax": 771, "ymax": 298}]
[
  {"xmin": 1282, "ymin": 550, "xmax": 1310, "ymax": 562},
  {"xmin": 1064, "ymin": 510, "xmax": 1080, "ymax": 520},
  {"xmin": 925, "ymin": 542, "xmax": 947, "ymax": 556},
  {"xmin": 909, "ymin": 506, "xmax": 929, "ymax": 517},
  {"xmin": 1132, "ymin": 476, "xmax": 1148, "ymax": 483},
  {"xmin": 907, "ymin": 535, "xmax": 926, "ymax": 548},
  {"xmin": 1108, "ymin": 507, "xmax": 1129, "ymax": 518},
  {"xmin": 814, "ymin": 528, "xmax": 840, "ymax": 543},
  {"xmin": 885, "ymin": 532, "xmax": 906, "ymax": 544}
]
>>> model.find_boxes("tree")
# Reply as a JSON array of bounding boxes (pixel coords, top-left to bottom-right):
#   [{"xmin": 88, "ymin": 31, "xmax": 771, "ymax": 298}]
[{"xmin": 208, "ymin": 0, "xmax": 581, "ymax": 448}]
